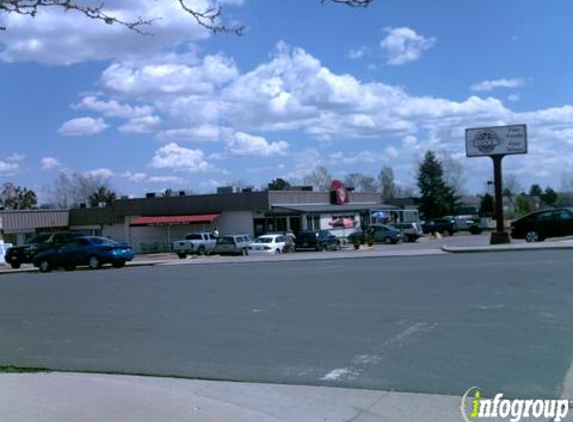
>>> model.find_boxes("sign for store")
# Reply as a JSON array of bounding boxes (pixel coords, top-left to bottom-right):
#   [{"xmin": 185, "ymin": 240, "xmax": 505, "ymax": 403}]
[{"xmin": 465, "ymin": 124, "xmax": 527, "ymax": 157}]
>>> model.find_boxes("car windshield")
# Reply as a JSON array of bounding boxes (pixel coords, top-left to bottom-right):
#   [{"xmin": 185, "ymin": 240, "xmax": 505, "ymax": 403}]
[
  {"xmin": 27, "ymin": 234, "xmax": 52, "ymax": 243},
  {"xmin": 89, "ymin": 237, "xmax": 118, "ymax": 244},
  {"xmin": 254, "ymin": 237, "xmax": 274, "ymax": 244}
]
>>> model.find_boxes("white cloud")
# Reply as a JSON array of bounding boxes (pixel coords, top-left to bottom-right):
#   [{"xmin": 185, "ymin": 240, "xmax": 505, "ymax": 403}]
[
  {"xmin": 148, "ymin": 176, "xmax": 184, "ymax": 184},
  {"xmin": 380, "ymin": 27, "xmax": 436, "ymax": 66},
  {"xmin": 41, "ymin": 157, "xmax": 61, "ymax": 171},
  {"xmin": 225, "ymin": 132, "xmax": 289, "ymax": 157},
  {"xmin": 58, "ymin": 117, "xmax": 109, "ymax": 136},
  {"xmin": 470, "ymin": 78, "xmax": 526, "ymax": 92},
  {"xmin": 120, "ymin": 171, "xmax": 147, "ymax": 183},
  {"xmin": 84, "ymin": 168, "xmax": 114, "ymax": 179},
  {"xmin": 0, "ymin": 0, "xmax": 234, "ymax": 64},
  {"xmin": 118, "ymin": 115, "xmax": 161, "ymax": 134},
  {"xmin": 73, "ymin": 96, "xmax": 153, "ymax": 118},
  {"xmin": 347, "ymin": 47, "xmax": 371, "ymax": 60},
  {"xmin": 155, "ymin": 125, "xmax": 227, "ymax": 142},
  {"xmin": 149, "ymin": 143, "xmax": 210, "ymax": 173},
  {"xmin": 0, "ymin": 161, "xmax": 19, "ymax": 173},
  {"xmin": 507, "ymin": 93, "xmax": 521, "ymax": 102},
  {"xmin": 6, "ymin": 153, "xmax": 25, "ymax": 162}
]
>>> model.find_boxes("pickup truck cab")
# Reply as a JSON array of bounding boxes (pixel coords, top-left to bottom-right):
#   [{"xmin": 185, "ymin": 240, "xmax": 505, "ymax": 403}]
[{"xmin": 172, "ymin": 232, "xmax": 217, "ymax": 258}]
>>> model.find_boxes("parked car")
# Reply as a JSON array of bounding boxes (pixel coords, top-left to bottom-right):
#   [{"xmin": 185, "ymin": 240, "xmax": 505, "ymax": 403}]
[
  {"xmin": 295, "ymin": 230, "xmax": 340, "ymax": 251},
  {"xmin": 389, "ymin": 222, "xmax": 424, "ymax": 242},
  {"xmin": 421, "ymin": 218, "xmax": 457, "ymax": 236},
  {"xmin": 4, "ymin": 231, "xmax": 83, "ymax": 269},
  {"xmin": 32, "ymin": 236, "xmax": 134, "ymax": 273},
  {"xmin": 347, "ymin": 229, "xmax": 371, "ymax": 247},
  {"xmin": 511, "ymin": 208, "xmax": 573, "ymax": 242},
  {"xmin": 213, "ymin": 234, "xmax": 253, "ymax": 256},
  {"xmin": 247, "ymin": 234, "xmax": 286, "ymax": 255},
  {"xmin": 366, "ymin": 224, "xmax": 403, "ymax": 244},
  {"xmin": 172, "ymin": 232, "xmax": 217, "ymax": 258}
]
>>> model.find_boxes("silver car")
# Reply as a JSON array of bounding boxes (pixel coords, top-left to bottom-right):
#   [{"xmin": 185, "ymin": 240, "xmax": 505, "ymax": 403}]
[{"xmin": 214, "ymin": 235, "xmax": 254, "ymax": 256}]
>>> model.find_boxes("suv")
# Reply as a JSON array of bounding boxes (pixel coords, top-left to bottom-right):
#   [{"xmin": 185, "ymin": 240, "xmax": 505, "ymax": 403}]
[
  {"xmin": 511, "ymin": 208, "xmax": 573, "ymax": 242},
  {"xmin": 421, "ymin": 218, "xmax": 457, "ymax": 236},
  {"xmin": 213, "ymin": 235, "xmax": 253, "ymax": 256},
  {"xmin": 295, "ymin": 230, "xmax": 340, "ymax": 251},
  {"xmin": 4, "ymin": 231, "xmax": 83, "ymax": 269},
  {"xmin": 389, "ymin": 222, "xmax": 423, "ymax": 242}
]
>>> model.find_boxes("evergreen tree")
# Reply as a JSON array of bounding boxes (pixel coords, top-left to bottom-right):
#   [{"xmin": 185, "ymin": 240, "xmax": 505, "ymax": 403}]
[
  {"xmin": 479, "ymin": 193, "xmax": 494, "ymax": 217},
  {"xmin": 416, "ymin": 151, "xmax": 458, "ymax": 218},
  {"xmin": 267, "ymin": 178, "xmax": 291, "ymax": 191},
  {"xmin": 0, "ymin": 182, "xmax": 37, "ymax": 210},
  {"xmin": 529, "ymin": 184, "xmax": 543, "ymax": 197},
  {"xmin": 88, "ymin": 186, "xmax": 117, "ymax": 207},
  {"xmin": 540, "ymin": 187, "xmax": 558, "ymax": 206}
]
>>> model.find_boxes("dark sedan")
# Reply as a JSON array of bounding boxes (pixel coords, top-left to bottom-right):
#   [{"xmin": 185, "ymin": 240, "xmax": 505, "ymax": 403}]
[
  {"xmin": 295, "ymin": 230, "xmax": 340, "ymax": 251},
  {"xmin": 4, "ymin": 231, "xmax": 82, "ymax": 269},
  {"xmin": 33, "ymin": 236, "xmax": 134, "ymax": 272},
  {"xmin": 511, "ymin": 208, "xmax": 573, "ymax": 242}
]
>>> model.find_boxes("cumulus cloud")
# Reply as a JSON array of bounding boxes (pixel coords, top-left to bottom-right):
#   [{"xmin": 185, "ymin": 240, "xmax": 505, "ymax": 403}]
[
  {"xmin": 118, "ymin": 115, "xmax": 162, "ymax": 134},
  {"xmin": 6, "ymin": 153, "xmax": 25, "ymax": 162},
  {"xmin": 73, "ymin": 96, "xmax": 153, "ymax": 118},
  {"xmin": 155, "ymin": 125, "xmax": 227, "ymax": 143},
  {"xmin": 470, "ymin": 78, "xmax": 526, "ymax": 92},
  {"xmin": 120, "ymin": 171, "xmax": 147, "ymax": 183},
  {"xmin": 225, "ymin": 132, "xmax": 289, "ymax": 157},
  {"xmin": 58, "ymin": 117, "xmax": 109, "ymax": 136},
  {"xmin": 380, "ymin": 27, "xmax": 436, "ymax": 66},
  {"xmin": 148, "ymin": 176, "xmax": 184, "ymax": 184},
  {"xmin": 149, "ymin": 143, "xmax": 210, "ymax": 173},
  {"xmin": 41, "ymin": 157, "xmax": 61, "ymax": 171},
  {"xmin": 0, "ymin": 161, "xmax": 19, "ymax": 173},
  {"xmin": 0, "ymin": 0, "xmax": 239, "ymax": 64},
  {"xmin": 347, "ymin": 47, "xmax": 371, "ymax": 60},
  {"xmin": 84, "ymin": 168, "xmax": 114, "ymax": 179}
]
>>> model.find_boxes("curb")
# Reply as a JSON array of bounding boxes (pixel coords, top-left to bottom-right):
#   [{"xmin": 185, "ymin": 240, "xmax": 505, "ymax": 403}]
[
  {"xmin": 442, "ymin": 242, "xmax": 573, "ymax": 254},
  {"xmin": 0, "ymin": 260, "xmax": 159, "ymax": 276}
]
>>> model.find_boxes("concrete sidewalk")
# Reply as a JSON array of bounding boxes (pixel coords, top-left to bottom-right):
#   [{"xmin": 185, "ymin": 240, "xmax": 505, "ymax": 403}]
[{"xmin": 0, "ymin": 372, "xmax": 477, "ymax": 422}]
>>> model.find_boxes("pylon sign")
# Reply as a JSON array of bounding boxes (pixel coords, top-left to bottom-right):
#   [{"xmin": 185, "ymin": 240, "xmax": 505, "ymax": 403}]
[{"xmin": 465, "ymin": 124, "xmax": 527, "ymax": 157}]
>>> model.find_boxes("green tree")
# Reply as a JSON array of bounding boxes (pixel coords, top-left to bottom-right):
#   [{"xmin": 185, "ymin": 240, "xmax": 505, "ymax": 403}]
[
  {"xmin": 267, "ymin": 178, "xmax": 291, "ymax": 191},
  {"xmin": 88, "ymin": 186, "xmax": 117, "ymax": 207},
  {"xmin": 0, "ymin": 182, "xmax": 37, "ymax": 210},
  {"xmin": 479, "ymin": 193, "xmax": 494, "ymax": 217},
  {"xmin": 540, "ymin": 187, "xmax": 558, "ymax": 206},
  {"xmin": 515, "ymin": 194, "xmax": 531, "ymax": 215},
  {"xmin": 416, "ymin": 151, "xmax": 458, "ymax": 219},
  {"xmin": 529, "ymin": 184, "xmax": 543, "ymax": 197}
]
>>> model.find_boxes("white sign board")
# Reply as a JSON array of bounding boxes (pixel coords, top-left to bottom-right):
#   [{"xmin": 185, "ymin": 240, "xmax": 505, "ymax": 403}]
[{"xmin": 466, "ymin": 124, "xmax": 527, "ymax": 157}]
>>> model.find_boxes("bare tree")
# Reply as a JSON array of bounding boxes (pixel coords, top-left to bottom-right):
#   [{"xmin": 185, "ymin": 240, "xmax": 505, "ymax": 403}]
[
  {"xmin": 0, "ymin": 0, "xmax": 378, "ymax": 33},
  {"xmin": 437, "ymin": 151, "xmax": 467, "ymax": 196},
  {"xmin": 45, "ymin": 172, "xmax": 116, "ymax": 207},
  {"xmin": 502, "ymin": 174, "xmax": 523, "ymax": 208},
  {"xmin": 378, "ymin": 166, "xmax": 396, "ymax": 199},
  {"xmin": 303, "ymin": 166, "xmax": 332, "ymax": 192},
  {"xmin": 344, "ymin": 173, "xmax": 376, "ymax": 193}
]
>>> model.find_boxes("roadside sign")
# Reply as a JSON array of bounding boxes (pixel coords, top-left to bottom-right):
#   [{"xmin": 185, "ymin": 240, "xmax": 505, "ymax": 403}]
[{"xmin": 465, "ymin": 124, "xmax": 527, "ymax": 157}]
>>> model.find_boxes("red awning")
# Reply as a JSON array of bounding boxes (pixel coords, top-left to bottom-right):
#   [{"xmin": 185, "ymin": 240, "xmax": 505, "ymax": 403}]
[{"xmin": 131, "ymin": 214, "xmax": 220, "ymax": 226}]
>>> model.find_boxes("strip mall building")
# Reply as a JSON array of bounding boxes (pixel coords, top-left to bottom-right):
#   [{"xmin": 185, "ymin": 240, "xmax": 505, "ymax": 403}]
[{"xmin": 0, "ymin": 187, "xmax": 418, "ymax": 254}]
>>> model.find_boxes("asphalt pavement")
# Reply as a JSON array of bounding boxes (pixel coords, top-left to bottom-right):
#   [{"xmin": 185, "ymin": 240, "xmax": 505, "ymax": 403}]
[{"xmin": 1, "ymin": 250, "xmax": 573, "ymax": 400}]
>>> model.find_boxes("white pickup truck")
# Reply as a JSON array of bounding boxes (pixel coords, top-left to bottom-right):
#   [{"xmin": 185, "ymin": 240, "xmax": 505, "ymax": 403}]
[{"xmin": 172, "ymin": 232, "xmax": 217, "ymax": 258}]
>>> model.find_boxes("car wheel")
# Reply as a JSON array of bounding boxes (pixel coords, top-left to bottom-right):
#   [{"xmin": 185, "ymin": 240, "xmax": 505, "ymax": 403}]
[
  {"xmin": 197, "ymin": 246, "xmax": 206, "ymax": 256},
  {"xmin": 38, "ymin": 259, "xmax": 51, "ymax": 273},
  {"xmin": 64, "ymin": 264, "xmax": 76, "ymax": 271},
  {"xmin": 241, "ymin": 248, "xmax": 248, "ymax": 256},
  {"xmin": 274, "ymin": 248, "xmax": 281, "ymax": 254},
  {"xmin": 177, "ymin": 253, "xmax": 187, "ymax": 259},
  {"xmin": 88, "ymin": 255, "xmax": 102, "ymax": 269},
  {"xmin": 10, "ymin": 261, "xmax": 21, "ymax": 269},
  {"xmin": 448, "ymin": 230, "xmax": 455, "ymax": 236},
  {"xmin": 383, "ymin": 237, "xmax": 392, "ymax": 245},
  {"xmin": 113, "ymin": 261, "xmax": 125, "ymax": 268},
  {"xmin": 525, "ymin": 231, "xmax": 540, "ymax": 243}
]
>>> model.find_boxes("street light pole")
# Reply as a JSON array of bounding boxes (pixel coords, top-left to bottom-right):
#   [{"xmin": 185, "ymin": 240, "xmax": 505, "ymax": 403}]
[{"xmin": 490, "ymin": 155, "xmax": 511, "ymax": 244}]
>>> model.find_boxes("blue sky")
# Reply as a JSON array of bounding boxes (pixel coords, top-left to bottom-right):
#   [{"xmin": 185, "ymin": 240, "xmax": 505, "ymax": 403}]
[{"xmin": 1, "ymin": 0, "xmax": 573, "ymax": 201}]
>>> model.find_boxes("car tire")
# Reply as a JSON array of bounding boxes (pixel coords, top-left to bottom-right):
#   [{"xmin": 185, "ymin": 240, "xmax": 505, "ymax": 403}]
[
  {"xmin": 274, "ymin": 248, "xmax": 281, "ymax": 254},
  {"xmin": 525, "ymin": 231, "xmax": 540, "ymax": 243},
  {"xmin": 383, "ymin": 237, "xmax": 392, "ymax": 245},
  {"xmin": 113, "ymin": 261, "xmax": 126, "ymax": 268},
  {"xmin": 177, "ymin": 253, "xmax": 187, "ymax": 259},
  {"xmin": 197, "ymin": 246, "xmax": 206, "ymax": 256},
  {"xmin": 241, "ymin": 248, "xmax": 248, "ymax": 256},
  {"xmin": 88, "ymin": 255, "xmax": 102, "ymax": 269},
  {"xmin": 38, "ymin": 259, "xmax": 51, "ymax": 273},
  {"xmin": 64, "ymin": 265, "xmax": 76, "ymax": 271},
  {"xmin": 10, "ymin": 261, "xmax": 21, "ymax": 269},
  {"xmin": 448, "ymin": 230, "xmax": 455, "ymax": 236}
]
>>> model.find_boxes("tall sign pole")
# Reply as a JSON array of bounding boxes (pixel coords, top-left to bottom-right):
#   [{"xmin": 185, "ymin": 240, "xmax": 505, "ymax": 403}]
[{"xmin": 465, "ymin": 125, "xmax": 528, "ymax": 245}]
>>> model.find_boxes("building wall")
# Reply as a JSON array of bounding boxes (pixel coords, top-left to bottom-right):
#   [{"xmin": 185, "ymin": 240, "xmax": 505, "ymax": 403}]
[{"xmin": 217, "ymin": 211, "xmax": 254, "ymax": 236}]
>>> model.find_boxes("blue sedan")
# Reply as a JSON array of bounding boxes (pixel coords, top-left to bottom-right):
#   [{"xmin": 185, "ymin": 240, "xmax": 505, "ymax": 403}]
[{"xmin": 33, "ymin": 236, "xmax": 135, "ymax": 272}]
